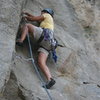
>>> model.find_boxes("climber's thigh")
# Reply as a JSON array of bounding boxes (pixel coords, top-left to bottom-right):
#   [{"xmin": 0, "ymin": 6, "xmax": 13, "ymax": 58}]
[
  {"xmin": 25, "ymin": 24, "xmax": 43, "ymax": 41},
  {"xmin": 24, "ymin": 24, "xmax": 34, "ymax": 34},
  {"xmin": 26, "ymin": 24, "xmax": 43, "ymax": 41},
  {"xmin": 33, "ymin": 26, "xmax": 43, "ymax": 41}
]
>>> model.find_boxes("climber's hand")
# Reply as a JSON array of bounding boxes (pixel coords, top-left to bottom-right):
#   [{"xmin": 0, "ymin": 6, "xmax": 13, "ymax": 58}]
[
  {"xmin": 22, "ymin": 11, "xmax": 27, "ymax": 14},
  {"xmin": 23, "ymin": 16, "xmax": 33, "ymax": 21},
  {"xmin": 22, "ymin": 11, "xmax": 32, "ymax": 17},
  {"xmin": 22, "ymin": 16, "xmax": 28, "ymax": 21}
]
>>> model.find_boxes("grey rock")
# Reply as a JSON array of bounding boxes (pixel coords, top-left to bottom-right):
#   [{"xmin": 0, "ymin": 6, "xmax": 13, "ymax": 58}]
[
  {"xmin": 0, "ymin": 0, "xmax": 100, "ymax": 100},
  {"xmin": 0, "ymin": 0, "xmax": 24, "ymax": 94}
]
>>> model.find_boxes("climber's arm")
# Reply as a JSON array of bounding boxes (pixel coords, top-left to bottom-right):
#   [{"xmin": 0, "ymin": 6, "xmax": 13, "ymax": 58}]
[{"xmin": 24, "ymin": 15, "xmax": 44, "ymax": 22}]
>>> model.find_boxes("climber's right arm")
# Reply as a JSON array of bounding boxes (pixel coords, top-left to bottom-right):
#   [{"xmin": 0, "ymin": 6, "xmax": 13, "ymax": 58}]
[{"xmin": 24, "ymin": 15, "xmax": 44, "ymax": 22}]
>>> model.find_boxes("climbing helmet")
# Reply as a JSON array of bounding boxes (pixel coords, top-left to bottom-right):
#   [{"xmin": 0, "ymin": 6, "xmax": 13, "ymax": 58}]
[{"xmin": 41, "ymin": 8, "xmax": 54, "ymax": 17}]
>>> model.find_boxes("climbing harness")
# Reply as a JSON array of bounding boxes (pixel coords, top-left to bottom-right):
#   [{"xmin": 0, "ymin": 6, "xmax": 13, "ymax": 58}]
[
  {"xmin": 27, "ymin": 33, "xmax": 53, "ymax": 100},
  {"xmin": 37, "ymin": 28, "xmax": 64, "ymax": 63}
]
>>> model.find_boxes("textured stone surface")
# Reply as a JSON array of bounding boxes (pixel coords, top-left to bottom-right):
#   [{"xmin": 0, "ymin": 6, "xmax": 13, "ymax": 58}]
[
  {"xmin": 68, "ymin": 0, "xmax": 100, "ymax": 30},
  {"xmin": 0, "ymin": 0, "xmax": 24, "ymax": 93},
  {"xmin": 0, "ymin": 0, "xmax": 100, "ymax": 100}
]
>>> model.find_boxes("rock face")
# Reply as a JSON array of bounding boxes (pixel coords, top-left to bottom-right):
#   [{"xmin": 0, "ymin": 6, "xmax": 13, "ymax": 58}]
[
  {"xmin": 0, "ymin": 0, "xmax": 24, "ymax": 93},
  {"xmin": 0, "ymin": 0, "xmax": 100, "ymax": 100},
  {"xmin": 68, "ymin": 0, "xmax": 100, "ymax": 29}
]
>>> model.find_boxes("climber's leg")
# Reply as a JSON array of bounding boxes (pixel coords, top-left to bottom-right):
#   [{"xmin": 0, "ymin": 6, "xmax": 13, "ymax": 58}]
[
  {"xmin": 38, "ymin": 52, "xmax": 51, "ymax": 81},
  {"xmin": 38, "ymin": 51, "xmax": 56, "ymax": 89},
  {"xmin": 18, "ymin": 24, "xmax": 34, "ymax": 43}
]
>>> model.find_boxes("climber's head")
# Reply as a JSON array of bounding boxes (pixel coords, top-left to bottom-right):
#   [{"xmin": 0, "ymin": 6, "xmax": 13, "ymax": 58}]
[{"xmin": 41, "ymin": 8, "xmax": 54, "ymax": 17}]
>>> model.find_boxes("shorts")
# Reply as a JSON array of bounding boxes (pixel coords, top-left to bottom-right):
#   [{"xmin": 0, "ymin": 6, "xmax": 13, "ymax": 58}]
[{"xmin": 32, "ymin": 26, "xmax": 49, "ymax": 56}]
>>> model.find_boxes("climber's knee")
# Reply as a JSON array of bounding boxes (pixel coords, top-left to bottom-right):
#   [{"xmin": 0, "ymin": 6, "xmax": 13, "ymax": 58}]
[{"xmin": 25, "ymin": 24, "xmax": 34, "ymax": 34}]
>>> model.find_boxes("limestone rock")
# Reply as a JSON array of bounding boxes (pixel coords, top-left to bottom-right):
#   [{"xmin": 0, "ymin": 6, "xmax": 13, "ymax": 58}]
[
  {"xmin": 0, "ymin": 0, "xmax": 25, "ymax": 93},
  {"xmin": 0, "ymin": 0, "xmax": 100, "ymax": 100}
]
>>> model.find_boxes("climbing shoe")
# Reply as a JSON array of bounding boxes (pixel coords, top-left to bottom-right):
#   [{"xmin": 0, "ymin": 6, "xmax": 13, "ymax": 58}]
[{"xmin": 43, "ymin": 78, "xmax": 56, "ymax": 89}]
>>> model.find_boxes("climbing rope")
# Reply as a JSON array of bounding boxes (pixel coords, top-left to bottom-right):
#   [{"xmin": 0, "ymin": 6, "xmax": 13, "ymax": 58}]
[{"xmin": 26, "ymin": 33, "xmax": 53, "ymax": 100}]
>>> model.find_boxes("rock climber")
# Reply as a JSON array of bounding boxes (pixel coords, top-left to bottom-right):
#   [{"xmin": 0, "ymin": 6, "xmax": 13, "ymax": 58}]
[{"xmin": 16, "ymin": 8, "xmax": 56, "ymax": 89}]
